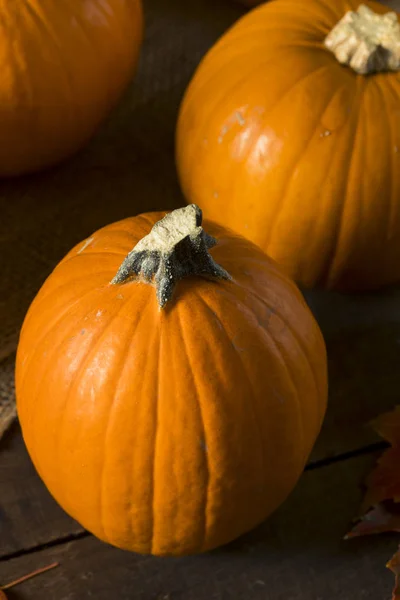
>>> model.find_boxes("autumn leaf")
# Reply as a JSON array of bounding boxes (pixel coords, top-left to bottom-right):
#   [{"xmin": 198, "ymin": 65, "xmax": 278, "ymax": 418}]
[
  {"xmin": 388, "ymin": 548, "xmax": 400, "ymax": 600},
  {"xmin": 346, "ymin": 406, "xmax": 400, "ymax": 540},
  {"xmin": 345, "ymin": 407, "xmax": 400, "ymax": 597},
  {"xmin": 361, "ymin": 406, "xmax": 400, "ymax": 511},
  {"xmin": 346, "ymin": 501, "xmax": 400, "ymax": 539}
]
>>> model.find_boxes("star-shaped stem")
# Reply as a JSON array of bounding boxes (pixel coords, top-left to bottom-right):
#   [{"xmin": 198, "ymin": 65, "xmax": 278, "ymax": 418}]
[
  {"xmin": 324, "ymin": 4, "xmax": 400, "ymax": 75},
  {"xmin": 111, "ymin": 204, "xmax": 231, "ymax": 308}
]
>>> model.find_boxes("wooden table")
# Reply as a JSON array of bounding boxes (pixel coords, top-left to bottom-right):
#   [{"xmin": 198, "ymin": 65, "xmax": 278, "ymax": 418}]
[{"xmin": 1, "ymin": 0, "xmax": 400, "ymax": 597}]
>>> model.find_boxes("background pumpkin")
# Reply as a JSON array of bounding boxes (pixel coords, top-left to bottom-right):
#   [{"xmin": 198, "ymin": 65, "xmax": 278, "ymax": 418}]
[
  {"xmin": 0, "ymin": 0, "xmax": 143, "ymax": 177},
  {"xmin": 176, "ymin": 0, "xmax": 400, "ymax": 291},
  {"xmin": 15, "ymin": 205, "xmax": 327, "ymax": 556}
]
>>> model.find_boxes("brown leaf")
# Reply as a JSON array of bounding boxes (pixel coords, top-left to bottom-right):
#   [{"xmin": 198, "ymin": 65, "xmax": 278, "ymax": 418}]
[
  {"xmin": 387, "ymin": 548, "xmax": 400, "ymax": 600},
  {"xmin": 346, "ymin": 502, "xmax": 400, "ymax": 539},
  {"xmin": 346, "ymin": 406, "xmax": 400, "ymax": 539},
  {"xmin": 362, "ymin": 406, "xmax": 400, "ymax": 511}
]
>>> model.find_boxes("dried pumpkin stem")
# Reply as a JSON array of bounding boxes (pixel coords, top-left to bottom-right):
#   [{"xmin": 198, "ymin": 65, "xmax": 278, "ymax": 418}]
[
  {"xmin": 324, "ymin": 4, "xmax": 400, "ymax": 74},
  {"xmin": 111, "ymin": 204, "xmax": 231, "ymax": 308}
]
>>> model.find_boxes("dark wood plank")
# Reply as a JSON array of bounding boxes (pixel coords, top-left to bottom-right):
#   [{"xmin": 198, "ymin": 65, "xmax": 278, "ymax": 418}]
[
  {"xmin": 0, "ymin": 423, "xmax": 83, "ymax": 559},
  {"xmin": 305, "ymin": 288, "xmax": 400, "ymax": 461},
  {"xmin": 0, "ymin": 453, "xmax": 397, "ymax": 600}
]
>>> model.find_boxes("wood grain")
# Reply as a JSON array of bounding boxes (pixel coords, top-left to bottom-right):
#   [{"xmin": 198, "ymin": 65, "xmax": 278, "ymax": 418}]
[
  {"xmin": 0, "ymin": 424, "xmax": 83, "ymax": 559},
  {"xmin": 0, "ymin": 453, "xmax": 397, "ymax": 600}
]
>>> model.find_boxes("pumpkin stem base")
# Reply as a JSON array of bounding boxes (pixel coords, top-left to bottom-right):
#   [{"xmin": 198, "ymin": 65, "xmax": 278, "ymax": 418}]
[
  {"xmin": 324, "ymin": 4, "xmax": 400, "ymax": 74},
  {"xmin": 111, "ymin": 205, "xmax": 231, "ymax": 308}
]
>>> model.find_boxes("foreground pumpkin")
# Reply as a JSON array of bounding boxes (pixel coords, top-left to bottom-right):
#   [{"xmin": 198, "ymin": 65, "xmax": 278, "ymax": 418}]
[
  {"xmin": 0, "ymin": 0, "xmax": 142, "ymax": 177},
  {"xmin": 176, "ymin": 0, "xmax": 400, "ymax": 291},
  {"xmin": 16, "ymin": 205, "xmax": 327, "ymax": 555}
]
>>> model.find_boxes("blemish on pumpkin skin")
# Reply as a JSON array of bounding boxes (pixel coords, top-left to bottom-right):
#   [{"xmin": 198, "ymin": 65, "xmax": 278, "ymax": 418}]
[
  {"xmin": 320, "ymin": 130, "xmax": 331, "ymax": 138},
  {"xmin": 231, "ymin": 334, "xmax": 246, "ymax": 352},
  {"xmin": 199, "ymin": 440, "xmax": 208, "ymax": 452},
  {"xmin": 77, "ymin": 237, "xmax": 94, "ymax": 254},
  {"xmin": 80, "ymin": 329, "xmax": 86, "ymax": 335},
  {"xmin": 95, "ymin": 310, "xmax": 103, "ymax": 318},
  {"xmin": 218, "ymin": 108, "xmax": 247, "ymax": 143},
  {"xmin": 218, "ymin": 125, "xmax": 228, "ymax": 144},
  {"xmin": 395, "ymin": 146, "xmax": 399, "ymax": 153},
  {"xmin": 235, "ymin": 111, "xmax": 245, "ymax": 126},
  {"xmin": 116, "ymin": 294, "xmax": 124, "ymax": 300}
]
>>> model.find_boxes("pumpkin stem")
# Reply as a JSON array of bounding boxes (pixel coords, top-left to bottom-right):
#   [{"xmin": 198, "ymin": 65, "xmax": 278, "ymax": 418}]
[
  {"xmin": 324, "ymin": 4, "xmax": 400, "ymax": 74},
  {"xmin": 110, "ymin": 204, "xmax": 231, "ymax": 308}
]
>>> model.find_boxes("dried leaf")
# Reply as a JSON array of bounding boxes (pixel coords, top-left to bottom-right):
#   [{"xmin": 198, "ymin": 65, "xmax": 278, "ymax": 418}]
[
  {"xmin": 346, "ymin": 502, "xmax": 400, "ymax": 539},
  {"xmin": 362, "ymin": 407, "xmax": 400, "ymax": 511},
  {"xmin": 346, "ymin": 406, "xmax": 400, "ymax": 539},
  {"xmin": 387, "ymin": 548, "xmax": 400, "ymax": 600}
]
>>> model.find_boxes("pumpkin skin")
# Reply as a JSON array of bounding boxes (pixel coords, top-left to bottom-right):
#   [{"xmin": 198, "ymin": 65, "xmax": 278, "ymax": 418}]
[
  {"xmin": 176, "ymin": 0, "xmax": 400, "ymax": 291},
  {"xmin": 0, "ymin": 0, "xmax": 143, "ymax": 177},
  {"xmin": 16, "ymin": 209, "xmax": 327, "ymax": 556}
]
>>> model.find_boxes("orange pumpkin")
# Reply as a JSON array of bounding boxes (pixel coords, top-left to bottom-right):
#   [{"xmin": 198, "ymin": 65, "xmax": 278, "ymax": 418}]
[
  {"xmin": 16, "ymin": 205, "xmax": 327, "ymax": 556},
  {"xmin": 0, "ymin": 0, "xmax": 143, "ymax": 177},
  {"xmin": 176, "ymin": 0, "xmax": 400, "ymax": 291}
]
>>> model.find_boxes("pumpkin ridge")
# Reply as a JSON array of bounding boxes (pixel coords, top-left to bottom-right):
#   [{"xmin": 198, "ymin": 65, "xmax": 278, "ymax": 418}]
[
  {"xmin": 176, "ymin": 301, "xmax": 210, "ymax": 553},
  {"xmin": 17, "ymin": 285, "xmax": 102, "ymax": 400},
  {"xmin": 124, "ymin": 300, "xmax": 158, "ymax": 551},
  {"xmin": 237, "ymin": 65, "xmax": 332, "ymax": 212},
  {"xmin": 24, "ymin": 1, "xmax": 76, "ymax": 120},
  {"xmin": 374, "ymin": 78, "xmax": 396, "ymax": 244},
  {"xmin": 67, "ymin": 250, "xmax": 130, "ymax": 261},
  {"xmin": 52, "ymin": 300, "xmax": 132, "ymax": 525},
  {"xmin": 181, "ymin": 48, "xmax": 315, "ymax": 176},
  {"xmin": 382, "ymin": 70, "xmax": 400, "ymax": 97},
  {"xmin": 98, "ymin": 294, "xmax": 150, "ymax": 546},
  {"xmin": 261, "ymin": 328, "xmax": 307, "ymax": 465},
  {"xmin": 231, "ymin": 278, "xmax": 326, "ymax": 430},
  {"xmin": 196, "ymin": 292, "xmax": 268, "ymax": 526},
  {"xmin": 265, "ymin": 67, "xmax": 338, "ymax": 253},
  {"xmin": 25, "ymin": 272, "xmax": 111, "ymax": 317},
  {"xmin": 188, "ymin": 63, "xmax": 331, "ymax": 232},
  {"xmin": 217, "ymin": 291, "xmax": 307, "ymax": 470},
  {"xmin": 314, "ymin": 88, "xmax": 363, "ymax": 288},
  {"xmin": 302, "ymin": 83, "xmax": 353, "ymax": 286},
  {"xmin": 268, "ymin": 79, "xmax": 351, "ymax": 284},
  {"xmin": 326, "ymin": 78, "xmax": 367, "ymax": 287},
  {"xmin": 150, "ymin": 320, "xmax": 163, "ymax": 554}
]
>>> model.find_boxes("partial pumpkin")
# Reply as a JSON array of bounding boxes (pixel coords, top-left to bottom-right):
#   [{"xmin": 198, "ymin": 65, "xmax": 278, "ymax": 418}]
[
  {"xmin": 0, "ymin": 0, "xmax": 143, "ymax": 177},
  {"xmin": 176, "ymin": 0, "xmax": 400, "ymax": 291},
  {"xmin": 16, "ymin": 205, "xmax": 327, "ymax": 556}
]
